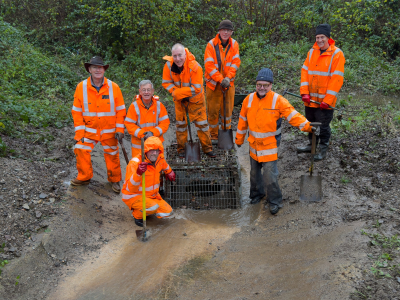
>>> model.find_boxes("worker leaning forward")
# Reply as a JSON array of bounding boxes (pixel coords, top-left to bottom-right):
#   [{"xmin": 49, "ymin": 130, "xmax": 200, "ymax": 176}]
[
  {"xmin": 235, "ymin": 68, "xmax": 315, "ymax": 215},
  {"xmin": 162, "ymin": 43, "xmax": 216, "ymax": 158},
  {"xmin": 297, "ymin": 24, "xmax": 345, "ymax": 161},
  {"xmin": 71, "ymin": 56, "xmax": 126, "ymax": 193},
  {"xmin": 122, "ymin": 136, "xmax": 176, "ymax": 227},
  {"xmin": 204, "ymin": 19, "xmax": 241, "ymax": 143},
  {"xmin": 125, "ymin": 80, "xmax": 170, "ymax": 158}
]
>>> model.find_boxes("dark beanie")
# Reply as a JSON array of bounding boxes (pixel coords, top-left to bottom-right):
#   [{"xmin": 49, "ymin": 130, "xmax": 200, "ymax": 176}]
[
  {"xmin": 316, "ymin": 24, "xmax": 331, "ymax": 38},
  {"xmin": 218, "ymin": 20, "xmax": 234, "ymax": 31},
  {"xmin": 256, "ymin": 68, "xmax": 273, "ymax": 83}
]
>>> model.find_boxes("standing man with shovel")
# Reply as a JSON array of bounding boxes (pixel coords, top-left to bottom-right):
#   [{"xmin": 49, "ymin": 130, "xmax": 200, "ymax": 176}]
[
  {"xmin": 235, "ymin": 68, "xmax": 315, "ymax": 214},
  {"xmin": 204, "ymin": 20, "xmax": 241, "ymax": 144},
  {"xmin": 162, "ymin": 43, "xmax": 216, "ymax": 158},
  {"xmin": 297, "ymin": 24, "xmax": 346, "ymax": 161}
]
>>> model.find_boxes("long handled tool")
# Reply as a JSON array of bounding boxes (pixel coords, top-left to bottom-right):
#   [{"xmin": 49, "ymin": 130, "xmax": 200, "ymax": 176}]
[
  {"xmin": 117, "ymin": 136, "xmax": 130, "ymax": 165},
  {"xmin": 135, "ymin": 137, "xmax": 148, "ymax": 242},
  {"xmin": 218, "ymin": 86, "xmax": 234, "ymax": 150},
  {"xmin": 282, "ymin": 88, "xmax": 337, "ymax": 110},
  {"xmin": 299, "ymin": 122, "xmax": 323, "ymax": 201},
  {"xmin": 183, "ymin": 102, "xmax": 201, "ymax": 162}
]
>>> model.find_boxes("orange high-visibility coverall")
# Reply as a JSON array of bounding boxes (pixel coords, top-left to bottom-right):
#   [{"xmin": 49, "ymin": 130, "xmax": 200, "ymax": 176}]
[
  {"xmin": 300, "ymin": 38, "xmax": 346, "ymax": 108},
  {"xmin": 121, "ymin": 137, "xmax": 173, "ymax": 219},
  {"xmin": 71, "ymin": 77, "xmax": 126, "ymax": 182},
  {"xmin": 125, "ymin": 95, "xmax": 170, "ymax": 158},
  {"xmin": 235, "ymin": 91, "xmax": 312, "ymax": 162},
  {"xmin": 162, "ymin": 48, "xmax": 212, "ymax": 153},
  {"xmin": 204, "ymin": 34, "xmax": 240, "ymax": 139}
]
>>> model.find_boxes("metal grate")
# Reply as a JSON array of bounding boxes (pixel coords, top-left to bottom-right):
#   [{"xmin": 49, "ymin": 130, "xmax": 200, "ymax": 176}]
[{"xmin": 163, "ymin": 144, "xmax": 241, "ymax": 209}]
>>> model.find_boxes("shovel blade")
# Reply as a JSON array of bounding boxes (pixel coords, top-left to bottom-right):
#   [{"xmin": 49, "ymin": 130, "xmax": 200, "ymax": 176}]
[
  {"xmin": 299, "ymin": 175, "xmax": 322, "ymax": 202},
  {"xmin": 135, "ymin": 229, "xmax": 149, "ymax": 242},
  {"xmin": 218, "ymin": 129, "xmax": 234, "ymax": 150},
  {"xmin": 185, "ymin": 142, "xmax": 201, "ymax": 162}
]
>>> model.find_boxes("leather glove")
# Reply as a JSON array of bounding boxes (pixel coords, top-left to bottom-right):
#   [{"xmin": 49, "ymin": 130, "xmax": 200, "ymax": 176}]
[
  {"xmin": 301, "ymin": 94, "xmax": 311, "ymax": 105},
  {"xmin": 137, "ymin": 162, "xmax": 148, "ymax": 176},
  {"xmin": 115, "ymin": 132, "xmax": 124, "ymax": 140},
  {"xmin": 320, "ymin": 102, "xmax": 329, "ymax": 110},
  {"xmin": 144, "ymin": 131, "xmax": 154, "ymax": 139},
  {"xmin": 221, "ymin": 77, "xmax": 230, "ymax": 88},
  {"xmin": 165, "ymin": 170, "xmax": 176, "ymax": 181}
]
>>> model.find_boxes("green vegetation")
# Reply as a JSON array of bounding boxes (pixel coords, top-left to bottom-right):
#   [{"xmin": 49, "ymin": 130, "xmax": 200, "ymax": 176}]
[{"xmin": 0, "ymin": 243, "xmax": 8, "ymax": 276}]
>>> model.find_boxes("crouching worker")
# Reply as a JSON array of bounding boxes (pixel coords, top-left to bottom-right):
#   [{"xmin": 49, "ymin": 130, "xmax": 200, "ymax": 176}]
[{"xmin": 121, "ymin": 136, "xmax": 176, "ymax": 227}]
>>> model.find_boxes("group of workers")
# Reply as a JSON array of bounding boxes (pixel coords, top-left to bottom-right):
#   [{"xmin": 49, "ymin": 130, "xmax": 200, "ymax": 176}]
[{"xmin": 70, "ymin": 21, "xmax": 345, "ymax": 223}]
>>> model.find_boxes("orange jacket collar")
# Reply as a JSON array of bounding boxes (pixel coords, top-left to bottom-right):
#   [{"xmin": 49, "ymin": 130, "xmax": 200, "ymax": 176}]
[
  {"xmin": 213, "ymin": 33, "xmax": 233, "ymax": 48},
  {"xmin": 135, "ymin": 95, "xmax": 159, "ymax": 107},
  {"xmin": 163, "ymin": 48, "xmax": 199, "ymax": 73}
]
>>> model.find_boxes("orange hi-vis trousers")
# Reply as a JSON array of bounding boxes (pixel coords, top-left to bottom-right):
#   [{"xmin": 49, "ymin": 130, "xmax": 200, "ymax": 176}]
[{"xmin": 131, "ymin": 196, "xmax": 173, "ymax": 219}]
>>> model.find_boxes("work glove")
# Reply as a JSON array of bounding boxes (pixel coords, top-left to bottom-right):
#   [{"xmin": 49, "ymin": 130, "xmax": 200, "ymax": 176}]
[
  {"xmin": 311, "ymin": 126, "xmax": 320, "ymax": 136},
  {"xmin": 136, "ymin": 162, "xmax": 148, "ymax": 176},
  {"xmin": 115, "ymin": 132, "xmax": 124, "ymax": 140},
  {"xmin": 221, "ymin": 77, "xmax": 230, "ymax": 89},
  {"xmin": 301, "ymin": 94, "xmax": 311, "ymax": 105},
  {"xmin": 320, "ymin": 102, "xmax": 329, "ymax": 110},
  {"xmin": 144, "ymin": 131, "xmax": 154, "ymax": 140},
  {"xmin": 165, "ymin": 170, "xmax": 176, "ymax": 181}
]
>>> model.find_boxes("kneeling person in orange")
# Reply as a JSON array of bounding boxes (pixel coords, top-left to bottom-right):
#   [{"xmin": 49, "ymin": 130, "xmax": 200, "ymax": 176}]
[
  {"xmin": 71, "ymin": 56, "xmax": 126, "ymax": 193},
  {"xmin": 121, "ymin": 136, "xmax": 176, "ymax": 227}
]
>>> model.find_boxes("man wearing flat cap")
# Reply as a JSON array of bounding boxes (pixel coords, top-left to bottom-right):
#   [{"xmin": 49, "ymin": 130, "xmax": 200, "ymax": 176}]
[
  {"xmin": 71, "ymin": 56, "xmax": 126, "ymax": 193},
  {"xmin": 204, "ymin": 20, "xmax": 241, "ymax": 143},
  {"xmin": 235, "ymin": 68, "xmax": 315, "ymax": 214},
  {"xmin": 297, "ymin": 24, "xmax": 346, "ymax": 161}
]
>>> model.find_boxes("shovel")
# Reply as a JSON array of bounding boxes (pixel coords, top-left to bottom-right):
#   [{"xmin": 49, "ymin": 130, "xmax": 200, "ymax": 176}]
[
  {"xmin": 218, "ymin": 86, "xmax": 234, "ymax": 150},
  {"xmin": 117, "ymin": 136, "xmax": 130, "ymax": 165},
  {"xmin": 135, "ymin": 137, "xmax": 148, "ymax": 242},
  {"xmin": 183, "ymin": 102, "xmax": 201, "ymax": 162},
  {"xmin": 300, "ymin": 122, "xmax": 323, "ymax": 202}
]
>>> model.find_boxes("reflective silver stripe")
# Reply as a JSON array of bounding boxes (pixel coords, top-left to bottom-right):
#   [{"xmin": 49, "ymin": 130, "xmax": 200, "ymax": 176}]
[
  {"xmin": 166, "ymin": 61, "xmax": 173, "ymax": 81},
  {"xmin": 146, "ymin": 204, "xmax": 159, "ymax": 212},
  {"xmin": 209, "ymin": 123, "xmax": 219, "ymax": 128},
  {"xmin": 209, "ymin": 69, "xmax": 218, "ymax": 76},
  {"xmin": 97, "ymin": 112, "xmax": 116, "ymax": 117},
  {"xmin": 107, "ymin": 79, "xmax": 115, "ymax": 113},
  {"xmin": 300, "ymin": 82, "xmax": 309, "ymax": 86},
  {"xmin": 131, "ymin": 143, "xmax": 141, "ymax": 149},
  {"xmin": 100, "ymin": 128, "xmax": 116, "ymax": 135},
  {"xmin": 205, "ymin": 57, "xmax": 214, "ymax": 63},
  {"xmin": 103, "ymin": 145, "xmax": 118, "ymax": 150},
  {"xmin": 176, "ymin": 120, "xmax": 186, "ymax": 125},
  {"xmin": 82, "ymin": 78, "xmax": 116, "ymax": 117},
  {"xmin": 190, "ymin": 87, "xmax": 196, "ymax": 96},
  {"xmin": 309, "ymin": 49, "xmax": 314, "ymax": 63},
  {"xmin": 250, "ymin": 147, "xmax": 278, "ymax": 157},
  {"xmin": 195, "ymin": 120, "xmax": 208, "ymax": 126},
  {"xmin": 125, "ymin": 185, "xmax": 130, "ymax": 192},
  {"xmin": 198, "ymin": 126, "xmax": 209, "ymax": 132},
  {"xmin": 249, "ymin": 127, "xmax": 281, "ymax": 138},
  {"xmin": 155, "ymin": 126, "xmax": 163, "ymax": 135},
  {"xmin": 176, "ymin": 127, "xmax": 187, "ymax": 132},
  {"xmin": 231, "ymin": 64, "xmax": 238, "ymax": 70},
  {"xmin": 308, "ymin": 71, "xmax": 330, "ymax": 76},
  {"xmin": 156, "ymin": 101, "xmax": 160, "ymax": 126},
  {"xmin": 286, "ymin": 110, "xmax": 298, "ymax": 122},
  {"xmin": 232, "ymin": 54, "xmax": 240, "ymax": 59},
  {"xmin": 208, "ymin": 40, "xmax": 214, "ymax": 46},
  {"xmin": 302, "ymin": 65, "xmax": 308, "ymax": 71},
  {"xmin": 230, "ymin": 77, "xmax": 235, "ymax": 82},
  {"xmin": 174, "ymin": 81, "xmax": 181, "ymax": 86},
  {"xmin": 162, "ymin": 79, "xmax": 173, "ymax": 83},
  {"xmin": 134, "ymin": 128, "xmax": 141, "ymax": 137},
  {"xmin": 271, "ymin": 93, "xmax": 279, "ymax": 110},
  {"xmin": 85, "ymin": 128, "xmax": 97, "ymax": 133},
  {"xmin": 163, "ymin": 166, "xmax": 170, "ymax": 171},
  {"xmin": 328, "ymin": 48, "xmax": 342, "ymax": 74},
  {"xmin": 237, "ymin": 129, "xmax": 247, "ymax": 135},
  {"xmin": 82, "ymin": 112, "xmax": 97, "ymax": 117},
  {"xmin": 159, "ymin": 115, "xmax": 169, "ymax": 122},
  {"xmin": 141, "ymin": 122, "xmax": 157, "ymax": 127},
  {"xmin": 214, "ymin": 64, "xmax": 219, "ymax": 69},
  {"xmin": 166, "ymin": 84, "xmax": 175, "ymax": 90},
  {"xmin": 125, "ymin": 117, "xmax": 137, "ymax": 123},
  {"xmin": 239, "ymin": 115, "xmax": 247, "ymax": 122},
  {"xmin": 192, "ymin": 83, "xmax": 201, "ymax": 88},
  {"xmin": 207, "ymin": 78, "xmax": 217, "ymax": 86},
  {"xmin": 310, "ymin": 93, "xmax": 325, "ymax": 98},
  {"xmin": 116, "ymin": 105, "xmax": 125, "ymax": 111},
  {"xmin": 156, "ymin": 212, "xmax": 171, "ymax": 217},
  {"xmin": 133, "ymin": 102, "xmax": 141, "ymax": 125},
  {"xmin": 122, "ymin": 193, "xmax": 141, "ymax": 200},
  {"xmin": 104, "ymin": 149, "xmax": 118, "ymax": 155},
  {"xmin": 74, "ymin": 144, "xmax": 92, "ymax": 151},
  {"xmin": 247, "ymin": 93, "xmax": 255, "ymax": 108},
  {"xmin": 116, "ymin": 123, "xmax": 124, "ymax": 128},
  {"xmin": 130, "ymin": 175, "xmax": 141, "ymax": 186},
  {"xmin": 139, "ymin": 183, "xmax": 160, "ymax": 191},
  {"xmin": 72, "ymin": 106, "xmax": 82, "ymax": 112},
  {"xmin": 133, "ymin": 157, "xmax": 140, "ymax": 162},
  {"xmin": 75, "ymin": 125, "xmax": 85, "ymax": 131},
  {"xmin": 232, "ymin": 39, "xmax": 236, "ymax": 47},
  {"xmin": 219, "ymin": 115, "xmax": 231, "ymax": 121},
  {"xmin": 226, "ymin": 62, "xmax": 231, "ymax": 67},
  {"xmin": 327, "ymin": 90, "xmax": 338, "ymax": 96},
  {"xmin": 332, "ymin": 71, "xmax": 344, "ymax": 76},
  {"xmin": 83, "ymin": 79, "xmax": 89, "ymax": 112},
  {"xmin": 84, "ymin": 138, "xmax": 96, "ymax": 145},
  {"xmin": 182, "ymin": 82, "xmax": 190, "ymax": 87},
  {"xmin": 299, "ymin": 120, "xmax": 309, "ymax": 130}
]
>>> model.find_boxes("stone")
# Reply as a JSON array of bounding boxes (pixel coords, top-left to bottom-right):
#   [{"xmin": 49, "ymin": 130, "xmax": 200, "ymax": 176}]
[
  {"xmin": 36, "ymin": 211, "xmax": 42, "ymax": 218},
  {"xmin": 49, "ymin": 198, "xmax": 55, "ymax": 203},
  {"xmin": 39, "ymin": 193, "xmax": 48, "ymax": 199},
  {"xmin": 23, "ymin": 204, "xmax": 30, "ymax": 210}
]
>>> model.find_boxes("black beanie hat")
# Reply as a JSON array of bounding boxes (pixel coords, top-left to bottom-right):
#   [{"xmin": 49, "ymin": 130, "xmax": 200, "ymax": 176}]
[
  {"xmin": 256, "ymin": 68, "xmax": 273, "ymax": 83},
  {"xmin": 316, "ymin": 24, "xmax": 331, "ymax": 38},
  {"xmin": 218, "ymin": 20, "xmax": 234, "ymax": 31}
]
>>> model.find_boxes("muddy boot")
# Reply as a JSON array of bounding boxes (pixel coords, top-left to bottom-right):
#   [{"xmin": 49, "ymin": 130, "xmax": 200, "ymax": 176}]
[
  {"xmin": 250, "ymin": 194, "xmax": 265, "ymax": 204},
  {"xmin": 314, "ymin": 143, "xmax": 328, "ymax": 161},
  {"xmin": 269, "ymin": 204, "xmax": 280, "ymax": 215},
  {"xmin": 296, "ymin": 143, "xmax": 312, "ymax": 153},
  {"xmin": 134, "ymin": 218, "xmax": 143, "ymax": 227}
]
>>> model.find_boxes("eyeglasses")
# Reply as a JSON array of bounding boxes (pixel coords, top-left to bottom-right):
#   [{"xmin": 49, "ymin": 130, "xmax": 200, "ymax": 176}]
[
  {"xmin": 256, "ymin": 83, "xmax": 271, "ymax": 89},
  {"xmin": 140, "ymin": 89, "xmax": 153, "ymax": 93}
]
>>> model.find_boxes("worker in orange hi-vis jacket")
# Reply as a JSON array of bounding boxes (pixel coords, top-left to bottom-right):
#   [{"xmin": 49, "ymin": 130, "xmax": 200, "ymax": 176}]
[
  {"xmin": 204, "ymin": 20, "xmax": 240, "ymax": 143},
  {"xmin": 162, "ymin": 43, "xmax": 216, "ymax": 158},
  {"xmin": 297, "ymin": 24, "xmax": 345, "ymax": 161},
  {"xmin": 125, "ymin": 80, "xmax": 170, "ymax": 158},
  {"xmin": 71, "ymin": 56, "xmax": 126, "ymax": 193}
]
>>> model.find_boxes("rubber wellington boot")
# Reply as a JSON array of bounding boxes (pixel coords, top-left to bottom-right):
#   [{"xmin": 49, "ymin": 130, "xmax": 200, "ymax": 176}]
[
  {"xmin": 296, "ymin": 144, "xmax": 312, "ymax": 153},
  {"xmin": 314, "ymin": 143, "xmax": 329, "ymax": 161}
]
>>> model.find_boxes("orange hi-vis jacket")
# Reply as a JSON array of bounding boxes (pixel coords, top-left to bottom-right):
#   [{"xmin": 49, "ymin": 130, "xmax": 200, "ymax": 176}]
[
  {"xmin": 162, "ymin": 48, "xmax": 204, "ymax": 104},
  {"xmin": 125, "ymin": 95, "xmax": 170, "ymax": 151},
  {"xmin": 300, "ymin": 38, "xmax": 345, "ymax": 108},
  {"xmin": 72, "ymin": 77, "xmax": 126, "ymax": 141},
  {"xmin": 204, "ymin": 34, "xmax": 240, "ymax": 90},
  {"xmin": 121, "ymin": 137, "xmax": 172, "ymax": 210},
  {"xmin": 236, "ymin": 91, "xmax": 312, "ymax": 162}
]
